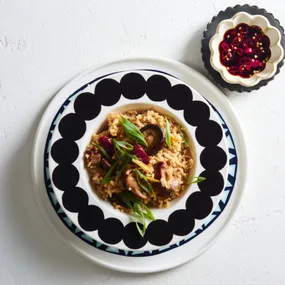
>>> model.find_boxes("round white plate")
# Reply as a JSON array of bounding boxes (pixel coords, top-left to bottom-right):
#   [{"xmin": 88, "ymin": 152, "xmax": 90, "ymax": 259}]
[{"xmin": 31, "ymin": 57, "xmax": 247, "ymax": 273}]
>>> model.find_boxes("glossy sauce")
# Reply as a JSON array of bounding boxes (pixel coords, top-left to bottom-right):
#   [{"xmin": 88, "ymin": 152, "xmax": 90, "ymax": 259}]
[{"xmin": 219, "ymin": 23, "xmax": 271, "ymax": 78}]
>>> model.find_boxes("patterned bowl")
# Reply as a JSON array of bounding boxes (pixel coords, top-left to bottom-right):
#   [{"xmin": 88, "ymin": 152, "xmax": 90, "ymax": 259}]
[{"xmin": 47, "ymin": 70, "xmax": 229, "ymax": 252}]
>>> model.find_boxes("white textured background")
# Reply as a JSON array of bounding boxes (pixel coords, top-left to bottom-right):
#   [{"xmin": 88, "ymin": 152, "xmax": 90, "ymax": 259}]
[{"xmin": 0, "ymin": 0, "xmax": 285, "ymax": 284}]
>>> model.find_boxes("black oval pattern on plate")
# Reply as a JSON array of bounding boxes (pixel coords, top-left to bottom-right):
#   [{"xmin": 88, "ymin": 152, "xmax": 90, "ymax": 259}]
[
  {"xmin": 58, "ymin": 113, "xmax": 86, "ymax": 141},
  {"xmin": 146, "ymin": 75, "xmax": 171, "ymax": 101},
  {"xmin": 62, "ymin": 187, "xmax": 88, "ymax": 212},
  {"xmin": 146, "ymin": 220, "xmax": 173, "ymax": 246},
  {"xmin": 51, "ymin": 138, "xmax": 79, "ymax": 164},
  {"xmin": 50, "ymin": 71, "xmax": 228, "ymax": 249},
  {"xmin": 195, "ymin": 120, "xmax": 223, "ymax": 147},
  {"xmin": 95, "ymin": 78, "xmax": 121, "ymax": 106},
  {"xmin": 198, "ymin": 170, "xmax": 225, "ymax": 196},
  {"xmin": 168, "ymin": 210, "xmax": 195, "ymax": 236},
  {"xmin": 74, "ymin": 92, "xmax": 101, "ymax": 121},
  {"xmin": 120, "ymin": 73, "xmax": 146, "ymax": 99},
  {"xmin": 78, "ymin": 205, "xmax": 104, "ymax": 231},
  {"xmin": 200, "ymin": 146, "xmax": 227, "ymax": 171},
  {"xmin": 52, "ymin": 164, "xmax": 79, "ymax": 190},
  {"xmin": 123, "ymin": 222, "xmax": 148, "ymax": 249},
  {"xmin": 98, "ymin": 218, "xmax": 124, "ymax": 244},
  {"xmin": 184, "ymin": 101, "xmax": 210, "ymax": 126},
  {"xmin": 167, "ymin": 84, "xmax": 193, "ymax": 110},
  {"xmin": 186, "ymin": 192, "xmax": 213, "ymax": 220}
]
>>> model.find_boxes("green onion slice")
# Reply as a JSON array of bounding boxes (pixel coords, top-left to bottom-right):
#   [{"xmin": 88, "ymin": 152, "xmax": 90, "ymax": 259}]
[
  {"xmin": 179, "ymin": 124, "xmax": 190, "ymax": 147},
  {"xmin": 116, "ymin": 156, "xmax": 131, "ymax": 178},
  {"xmin": 92, "ymin": 142, "xmax": 113, "ymax": 163},
  {"xmin": 113, "ymin": 140, "xmax": 133, "ymax": 151},
  {"xmin": 134, "ymin": 169, "xmax": 152, "ymax": 194},
  {"xmin": 119, "ymin": 192, "xmax": 155, "ymax": 237},
  {"xmin": 101, "ymin": 161, "xmax": 118, "ymax": 185},
  {"xmin": 186, "ymin": 176, "xmax": 206, "ymax": 184},
  {"xmin": 120, "ymin": 116, "xmax": 147, "ymax": 147},
  {"xmin": 113, "ymin": 139, "xmax": 137, "ymax": 160}
]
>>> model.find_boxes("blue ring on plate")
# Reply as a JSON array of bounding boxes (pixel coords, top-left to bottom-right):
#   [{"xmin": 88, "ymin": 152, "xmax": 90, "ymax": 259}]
[{"xmin": 43, "ymin": 70, "xmax": 238, "ymax": 257}]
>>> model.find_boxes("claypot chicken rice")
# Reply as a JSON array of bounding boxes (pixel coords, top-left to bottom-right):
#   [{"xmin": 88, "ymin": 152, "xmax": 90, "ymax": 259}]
[{"xmin": 84, "ymin": 109, "xmax": 195, "ymax": 215}]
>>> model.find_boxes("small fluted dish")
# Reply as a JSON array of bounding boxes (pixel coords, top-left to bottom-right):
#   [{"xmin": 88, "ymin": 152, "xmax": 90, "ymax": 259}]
[
  {"xmin": 201, "ymin": 4, "xmax": 285, "ymax": 92},
  {"xmin": 209, "ymin": 12, "xmax": 284, "ymax": 87}
]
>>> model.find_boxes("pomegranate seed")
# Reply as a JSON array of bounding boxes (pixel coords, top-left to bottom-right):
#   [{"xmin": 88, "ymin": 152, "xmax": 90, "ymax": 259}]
[{"xmin": 133, "ymin": 144, "xmax": 149, "ymax": 164}]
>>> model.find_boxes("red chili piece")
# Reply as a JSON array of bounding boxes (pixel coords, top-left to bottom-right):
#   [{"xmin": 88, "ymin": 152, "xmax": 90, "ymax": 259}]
[
  {"xmin": 218, "ymin": 23, "xmax": 271, "ymax": 78},
  {"xmin": 133, "ymin": 144, "xmax": 150, "ymax": 164},
  {"xmin": 98, "ymin": 136, "xmax": 115, "ymax": 157}
]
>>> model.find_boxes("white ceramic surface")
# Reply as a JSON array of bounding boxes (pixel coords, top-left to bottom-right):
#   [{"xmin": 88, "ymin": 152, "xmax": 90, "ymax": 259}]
[{"xmin": 210, "ymin": 12, "xmax": 284, "ymax": 86}]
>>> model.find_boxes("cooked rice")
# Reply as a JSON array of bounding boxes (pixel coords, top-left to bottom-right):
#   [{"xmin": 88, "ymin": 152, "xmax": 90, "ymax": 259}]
[{"xmin": 84, "ymin": 109, "xmax": 195, "ymax": 211}]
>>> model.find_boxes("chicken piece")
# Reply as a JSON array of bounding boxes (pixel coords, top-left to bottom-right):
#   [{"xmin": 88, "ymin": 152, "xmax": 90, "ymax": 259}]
[
  {"xmin": 154, "ymin": 162, "xmax": 179, "ymax": 191},
  {"xmin": 125, "ymin": 172, "xmax": 148, "ymax": 200},
  {"xmin": 84, "ymin": 148, "xmax": 101, "ymax": 167}
]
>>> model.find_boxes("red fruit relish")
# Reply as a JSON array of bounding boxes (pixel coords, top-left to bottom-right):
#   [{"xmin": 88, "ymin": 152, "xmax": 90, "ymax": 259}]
[{"xmin": 219, "ymin": 23, "xmax": 271, "ymax": 78}]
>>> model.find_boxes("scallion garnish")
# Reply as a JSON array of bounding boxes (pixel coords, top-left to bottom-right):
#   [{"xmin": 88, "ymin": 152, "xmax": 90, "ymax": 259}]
[
  {"xmin": 113, "ymin": 139, "xmax": 137, "ymax": 160},
  {"xmin": 134, "ymin": 169, "xmax": 152, "ymax": 194},
  {"xmin": 101, "ymin": 161, "xmax": 119, "ymax": 185},
  {"xmin": 113, "ymin": 140, "xmax": 133, "ymax": 151},
  {"xmin": 116, "ymin": 156, "xmax": 131, "ymax": 178},
  {"xmin": 112, "ymin": 139, "xmax": 137, "ymax": 179},
  {"xmin": 119, "ymin": 192, "xmax": 155, "ymax": 237},
  {"xmin": 186, "ymin": 176, "xmax": 206, "ymax": 184},
  {"xmin": 179, "ymin": 124, "xmax": 190, "ymax": 147},
  {"xmin": 145, "ymin": 176, "xmax": 160, "ymax": 183},
  {"xmin": 133, "ymin": 203, "xmax": 146, "ymax": 236},
  {"xmin": 92, "ymin": 142, "xmax": 113, "ymax": 163},
  {"xmin": 165, "ymin": 117, "xmax": 171, "ymax": 148},
  {"xmin": 120, "ymin": 116, "xmax": 147, "ymax": 147},
  {"xmin": 141, "ymin": 203, "xmax": 155, "ymax": 220}
]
